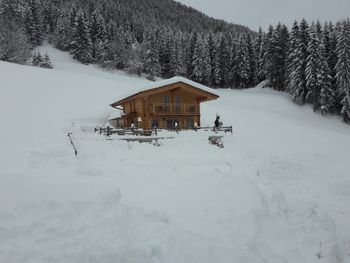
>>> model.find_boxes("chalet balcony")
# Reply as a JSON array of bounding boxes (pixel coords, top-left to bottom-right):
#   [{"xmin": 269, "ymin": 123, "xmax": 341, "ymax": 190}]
[{"xmin": 153, "ymin": 103, "xmax": 199, "ymax": 115}]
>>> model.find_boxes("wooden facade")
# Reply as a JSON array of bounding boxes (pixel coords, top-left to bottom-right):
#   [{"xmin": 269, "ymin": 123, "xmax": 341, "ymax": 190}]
[{"xmin": 110, "ymin": 78, "xmax": 219, "ymax": 130}]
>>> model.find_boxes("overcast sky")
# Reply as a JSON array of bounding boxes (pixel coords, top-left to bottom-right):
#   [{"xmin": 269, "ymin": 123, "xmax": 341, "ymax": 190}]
[{"xmin": 176, "ymin": 0, "xmax": 350, "ymax": 31}]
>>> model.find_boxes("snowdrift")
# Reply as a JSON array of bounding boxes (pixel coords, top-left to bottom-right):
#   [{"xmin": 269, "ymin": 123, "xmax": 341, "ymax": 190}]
[{"xmin": 0, "ymin": 46, "xmax": 350, "ymax": 263}]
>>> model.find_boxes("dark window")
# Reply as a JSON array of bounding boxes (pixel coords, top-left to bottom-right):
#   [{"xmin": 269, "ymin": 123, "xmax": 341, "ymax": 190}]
[
  {"xmin": 175, "ymin": 96, "xmax": 181, "ymax": 113},
  {"xmin": 187, "ymin": 118, "xmax": 194, "ymax": 128}
]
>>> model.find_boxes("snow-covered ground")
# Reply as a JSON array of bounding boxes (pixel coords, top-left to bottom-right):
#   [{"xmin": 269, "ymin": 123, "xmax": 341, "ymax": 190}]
[{"xmin": 0, "ymin": 45, "xmax": 350, "ymax": 263}]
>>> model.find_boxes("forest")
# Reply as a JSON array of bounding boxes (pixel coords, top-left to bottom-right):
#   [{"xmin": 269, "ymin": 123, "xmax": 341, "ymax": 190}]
[{"xmin": 0, "ymin": 0, "xmax": 349, "ymax": 123}]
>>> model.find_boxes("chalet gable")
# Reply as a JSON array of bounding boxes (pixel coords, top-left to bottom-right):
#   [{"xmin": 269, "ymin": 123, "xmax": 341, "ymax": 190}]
[{"xmin": 110, "ymin": 77, "xmax": 219, "ymax": 108}]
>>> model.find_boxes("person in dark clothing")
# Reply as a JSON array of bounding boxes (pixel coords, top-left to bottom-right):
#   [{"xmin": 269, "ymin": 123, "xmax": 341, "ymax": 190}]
[
  {"xmin": 130, "ymin": 121, "xmax": 135, "ymax": 135},
  {"xmin": 214, "ymin": 115, "xmax": 221, "ymax": 131}
]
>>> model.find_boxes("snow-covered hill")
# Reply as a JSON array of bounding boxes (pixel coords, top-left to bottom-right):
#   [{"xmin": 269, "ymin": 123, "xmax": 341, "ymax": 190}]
[{"xmin": 0, "ymin": 46, "xmax": 350, "ymax": 263}]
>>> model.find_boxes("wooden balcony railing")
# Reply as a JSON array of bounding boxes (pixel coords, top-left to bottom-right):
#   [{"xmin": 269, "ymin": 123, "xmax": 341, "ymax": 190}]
[{"xmin": 153, "ymin": 103, "xmax": 199, "ymax": 114}]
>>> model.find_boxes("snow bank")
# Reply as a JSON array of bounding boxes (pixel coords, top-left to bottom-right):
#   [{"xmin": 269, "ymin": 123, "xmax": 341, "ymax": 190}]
[{"xmin": 1, "ymin": 46, "xmax": 350, "ymax": 263}]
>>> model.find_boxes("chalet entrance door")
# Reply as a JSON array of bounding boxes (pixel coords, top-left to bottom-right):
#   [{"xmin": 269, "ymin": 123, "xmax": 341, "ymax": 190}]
[{"xmin": 166, "ymin": 119, "xmax": 179, "ymax": 130}]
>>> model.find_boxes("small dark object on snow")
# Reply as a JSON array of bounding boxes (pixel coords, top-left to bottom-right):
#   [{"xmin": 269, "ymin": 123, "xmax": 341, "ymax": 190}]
[
  {"xmin": 67, "ymin": 133, "xmax": 78, "ymax": 157},
  {"xmin": 208, "ymin": 135, "xmax": 224, "ymax": 148}
]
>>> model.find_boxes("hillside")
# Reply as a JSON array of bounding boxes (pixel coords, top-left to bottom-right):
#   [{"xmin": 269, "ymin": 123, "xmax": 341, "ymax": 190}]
[{"xmin": 0, "ymin": 47, "xmax": 350, "ymax": 263}]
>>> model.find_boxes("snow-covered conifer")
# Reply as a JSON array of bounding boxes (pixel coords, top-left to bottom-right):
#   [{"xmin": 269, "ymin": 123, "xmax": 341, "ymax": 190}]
[
  {"xmin": 40, "ymin": 52, "xmax": 53, "ymax": 68},
  {"xmin": 236, "ymin": 35, "xmax": 250, "ymax": 89},
  {"xmin": 32, "ymin": 52, "xmax": 42, "ymax": 66},
  {"xmin": 306, "ymin": 23, "xmax": 323, "ymax": 111},
  {"xmin": 319, "ymin": 59, "xmax": 335, "ymax": 115},
  {"xmin": 335, "ymin": 21, "xmax": 350, "ymax": 121},
  {"xmin": 170, "ymin": 36, "xmax": 185, "ymax": 77},
  {"xmin": 143, "ymin": 31, "xmax": 160, "ymax": 80},
  {"xmin": 340, "ymin": 94, "xmax": 350, "ymax": 123},
  {"xmin": 70, "ymin": 12, "xmax": 93, "ymax": 64},
  {"xmin": 288, "ymin": 19, "xmax": 309, "ymax": 104},
  {"xmin": 24, "ymin": 0, "xmax": 44, "ymax": 46}
]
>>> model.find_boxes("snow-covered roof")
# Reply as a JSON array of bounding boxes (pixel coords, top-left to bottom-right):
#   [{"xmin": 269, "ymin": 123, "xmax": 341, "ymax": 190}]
[{"xmin": 110, "ymin": 76, "xmax": 219, "ymax": 107}]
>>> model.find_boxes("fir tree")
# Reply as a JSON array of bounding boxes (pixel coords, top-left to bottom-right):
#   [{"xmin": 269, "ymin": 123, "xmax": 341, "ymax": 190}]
[
  {"xmin": 260, "ymin": 25, "xmax": 274, "ymax": 82},
  {"xmin": 265, "ymin": 23, "xmax": 289, "ymax": 91},
  {"xmin": 200, "ymin": 36, "xmax": 212, "ymax": 85},
  {"xmin": 40, "ymin": 52, "xmax": 53, "ymax": 68},
  {"xmin": 89, "ymin": 12, "xmax": 107, "ymax": 62},
  {"xmin": 191, "ymin": 36, "xmax": 204, "ymax": 83},
  {"xmin": 186, "ymin": 31, "xmax": 198, "ymax": 78},
  {"xmin": 213, "ymin": 34, "xmax": 230, "ymax": 88},
  {"xmin": 298, "ymin": 19, "xmax": 310, "ymax": 103},
  {"xmin": 143, "ymin": 31, "xmax": 160, "ymax": 80},
  {"xmin": 236, "ymin": 35, "xmax": 250, "ymax": 89},
  {"xmin": 335, "ymin": 21, "xmax": 350, "ymax": 98},
  {"xmin": 335, "ymin": 21, "xmax": 350, "ymax": 121},
  {"xmin": 70, "ymin": 12, "xmax": 93, "ymax": 64},
  {"xmin": 25, "ymin": 0, "xmax": 44, "ymax": 46},
  {"xmin": 159, "ymin": 30, "xmax": 172, "ymax": 78},
  {"xmin": 340, "ymin": 94, "xmax": 350, "ymax": 123},
  {"xmin": 319, "ymin": 59, "xmax": 335, "ymax": 115},
  {"xmin": 170, "ymin": 36, "xmax": 185, "ymax": 77},
  {"xmin": 207, "ymin": 32, "xmax": 216, "ymax": 85},
  {"xmin": 306, "ymin": 23, "xmax": 323, "ymax": 111},
  {"xmin": 0, "ymin": 13, "xmax": 30, "ymax": 63},
  {"xmin": 286, "ymin": 21, "xmax": 300, "ymax": 94},
  {"xmin": 255, "ymin": 27, "xmax": 265, "ymax": 82},
  {"xmin": 289, "ymin": 19, "xmax": 309, "ymax": 104},
  {"xmin": 32, "ymin": 52, "xmax": 43, "ymax": 66},
  {"xmin": 246, "ymin": 33, "xmax": 258, "ymax": 87}
]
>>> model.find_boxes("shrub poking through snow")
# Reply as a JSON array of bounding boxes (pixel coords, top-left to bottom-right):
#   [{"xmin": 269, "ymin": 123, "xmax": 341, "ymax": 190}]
[
  {"xmin": 32, "ymin": 52, "xmax": 43, "ymax": 66},
  {"xmin": 40, "ymin": 52, "xmax": 53, "ymax": 69},
  {"xmin": 31, "ymin": 52, "xmax": 53, "ymax": 68}
]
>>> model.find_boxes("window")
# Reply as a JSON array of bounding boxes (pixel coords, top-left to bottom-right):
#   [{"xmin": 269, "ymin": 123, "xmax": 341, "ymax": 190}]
[
  {"xmin": 163, "ymin": 95, "xmax": 170, "ymax": 104},
  {"xmin": 175, "ymin": 96, "xmax": 181, "ymax": 113},
  {"xmin": 163, "ymin": 95, "xmax": 170, "ymax": 112},
  {"xmin": 187, "ymin": 118, "xmax": 194, "ymax": 128}
]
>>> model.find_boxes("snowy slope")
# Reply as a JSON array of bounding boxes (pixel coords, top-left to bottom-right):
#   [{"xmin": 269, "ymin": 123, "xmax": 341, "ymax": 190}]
[{"xmin": 0, "ymin": 46, "xmax": 350, "ymax": 263}]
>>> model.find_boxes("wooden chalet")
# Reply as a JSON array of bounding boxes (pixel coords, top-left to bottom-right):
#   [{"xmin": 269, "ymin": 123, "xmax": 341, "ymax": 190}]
[{"xmin": 110, "ymin": 77, "xmax": 219, "ymax": 130}]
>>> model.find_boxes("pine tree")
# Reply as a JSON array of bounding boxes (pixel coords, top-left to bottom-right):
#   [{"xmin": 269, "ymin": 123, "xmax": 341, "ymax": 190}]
[
  {"xmin": 319, "ymin": 59, "xmax": 335, "ymax": 115},
  {"xmin": 324, "ymin": 22, "xmax": 339, "ymax": 103},
  {"xmin": 288, "ymin": 19, "xmax": 309, "ymax": 104},
  {"xmin": 236, "ymin": 35, "xmax": 250, "ymax": 89},
  {"xmin": 54, "ymin": 14, "xmax": 70, "ymax": 50},
  {"xmin": 306, "ymin": 23, "xmax": 323, "ymax": 111},
  {"xmin": 335, "ymin": 21, "xmax": 350, "ymax": 121},
  {"xmin": 286, "ymin": 21, "xmax": 300, "ymax": 94},
  {"xmin": 200, "ymin": 36, "xmax": 212, "ymax": 85},
  {"xmin": 246, "ymin": 33, "xmax": 258, "ymax": 87},
  {"xmin": 32, "ymin": 52, "xmax": 43, "ymax": 66},
  {"xmin": 255, "ymin": 27, "xmax": 265, "ymax": 82},
  {"xmin": 207, "ymin": 32, "xmax": 216, "ymax": 85},
  {"xmin": 125, "ymin": 44, "xmax": 144, "ymax": 77},
  {"xmin": 260, "ymin": 25, "xmax": 274, "ymax": 83},
  {"xmin": 170, "ymin": 36, "xmax": 185, "ymax": 77},
  {"xmin": 212, "ymin": 34, "xmax": 230, "ymax": 88},
  {"xmin": 143, "ymin": 31, "xmax": 160, "ymax": 80},
  {"xmin": 25, "ymin": 0, "xmax": 44, "ymax": 46},
  {"xmin": 191, "ymin": 36, "xmax": 204, "ymax": 83},
  {"xmin": 40, "ymin": 52, "xmax": 53, "ymax": 68},
  {"xmin": 340, "ymin": 94, "xmax": 350, "ymax": 123},
  {"xmin": 89, "ymin": 12, "xmax": 107, "ymax": 62},
  {"xmin": 0, "ymin": 0, "xmax": 24, "ymax": 24},
  {"xmin": 159, "ymin": 29, "xmax": 172, "ymax": 78},
  {"xmin": 264, "ymin": 23, "xmax": 289, "ymax": 91},
  {"xmin": 186, "ymin": 31, "xmax": 198, "ymax": 78},
  {"xmin": 70, "ymin": 12, "xmax": 93, "ymax": 64},
  {"xmin": 43, "ymin": 3, "xmax": 56, "ymax": 34},
  {"xmin": 0, "ymin": 11, "xmax": 30, "ymax": 63},
  {"xmin": 298, "ymin": 19, "xmax": 310, "ymax": 103}
]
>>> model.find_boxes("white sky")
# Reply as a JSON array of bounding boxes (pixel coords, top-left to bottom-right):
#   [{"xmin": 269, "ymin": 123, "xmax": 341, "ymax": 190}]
[{"xmin": 176, "ymin": 0, "xmax": 350, "ymax": 31}]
